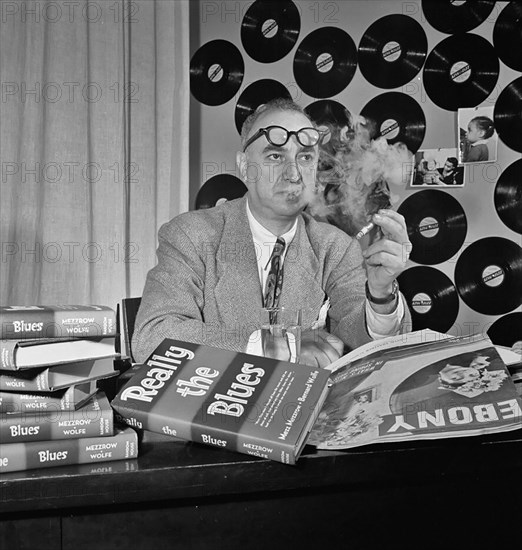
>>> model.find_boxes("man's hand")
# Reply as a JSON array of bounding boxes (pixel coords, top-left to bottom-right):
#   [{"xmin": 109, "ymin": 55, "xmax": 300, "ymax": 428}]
[
  {"xmin": 362, "ymin": 209, "xmax": 411, "ymax": 300},
  {"xmin": 298, "ymin": 329, "xmax": 344, "ymax": 368}
]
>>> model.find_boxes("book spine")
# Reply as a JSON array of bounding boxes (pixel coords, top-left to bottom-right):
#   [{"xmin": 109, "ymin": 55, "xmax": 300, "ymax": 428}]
[
  {"xmin": 0, "ymin": 340, "xmax": 17, "ymax": 370},
  {"xmin": 0, "ymin": 306, "xmax": 116, "ymax": 339},
  {"xmin": 112, "ymin": 404, "xmax": 295, "ymax": 465},
  {"xmin": 0, "ymin": 370, "xmax": 51, "ymax": 392},
  {"xmin": 0, "ymin": 428, "xmax": 138, "ymax": 473},
  {"xmin": 0, "ymin": 401, "xmax": 114, "ymax": 443}
]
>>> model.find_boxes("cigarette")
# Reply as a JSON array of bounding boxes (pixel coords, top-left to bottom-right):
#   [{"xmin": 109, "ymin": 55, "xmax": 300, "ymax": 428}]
[{"xmin": 355, "ymin": 222, "xmax": 375, "ymax": 240}]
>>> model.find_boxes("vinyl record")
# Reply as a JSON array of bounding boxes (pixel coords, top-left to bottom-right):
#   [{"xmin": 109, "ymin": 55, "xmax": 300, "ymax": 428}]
[
  {"xmin": 358, "ymin": 14, "xmax": 427, "ymax": 89},
  {"xmin": 487, "ymin": 313, "xmax": 522, "ymax": 349},
  {"xmin": 241, "ymin": 0, "xmax": 300, "ymax": 63},
  {"xmin": 360, "ymin": 92, "xmax": 426, "ymax": 153},
  {"xmin": 397, "ymin": 190, "xmax": 467, "ymax": 265},
  {"xmin": 190, "ymin": 40, "xmax": 244, "ymax": 106},
  {"xmin": 494, "ymin": 159, "xmax": 522, "ymax": 234},
  {"xmin": 195, "ymin": 175, "xmax": 247, "ymax": 210},
  {"xmin": 234, "ymin": 79, "xmax": 292, "ymax": 133},
  {"xmin": 293, "ymin": 27, "xmax": 357, "ymax": 98},
  {"xmin": 493, "ymin": 1, "xmax": 522, "ymax": 71},
  {"xmin": 423, "ymin": 33, "xmax": 499, "ymax": 111},
  {"xmin": 397, "ymin": 266, "xmax": 459, "ymax": 333},
  {"xmin": 494, "ymin": 77, "xmax": 522, "ymax": 153},
  {"xmin": 455, "ymin": 237, "xmax": 522, "ymax": 315},
  {"xmin": 421, "ymin": 0, "xmax": 496, "ymax": 34}
]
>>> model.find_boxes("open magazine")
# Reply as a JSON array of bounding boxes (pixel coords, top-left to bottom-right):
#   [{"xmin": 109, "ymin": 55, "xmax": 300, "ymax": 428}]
[{"xmin": 308, "ymin": 330, "xmax": 522, "ymax": 450}]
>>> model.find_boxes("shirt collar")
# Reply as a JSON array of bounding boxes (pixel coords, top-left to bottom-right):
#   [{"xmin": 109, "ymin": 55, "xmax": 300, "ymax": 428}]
[{"xmin": 471, "ymin": 139, "xmax": 488, "ymax": 147}]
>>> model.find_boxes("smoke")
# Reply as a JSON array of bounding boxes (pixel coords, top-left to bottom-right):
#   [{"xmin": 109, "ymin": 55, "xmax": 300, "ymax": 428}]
[{"xmin": 307, "ymin": 113, "xmax": 413, "ymax": 238}]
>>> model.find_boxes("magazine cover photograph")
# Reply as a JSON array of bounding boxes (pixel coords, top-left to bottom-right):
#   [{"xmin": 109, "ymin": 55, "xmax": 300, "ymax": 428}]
[
  {"xmin": 458, "ymin": 105, "xmax": 498, "ymax": 164},
  {"xmin": 411, "ymin": 148, "xmax": 464, "ymax": 186},
  {"xmin": 308, "ymin": 334, "xmax": 522, "ymax": 450}
]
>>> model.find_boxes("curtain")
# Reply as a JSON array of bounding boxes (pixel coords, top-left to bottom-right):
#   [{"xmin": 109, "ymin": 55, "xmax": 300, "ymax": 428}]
[{"xmin": 0, "ymin": 0, "xmax": 190, "ymax": 309}]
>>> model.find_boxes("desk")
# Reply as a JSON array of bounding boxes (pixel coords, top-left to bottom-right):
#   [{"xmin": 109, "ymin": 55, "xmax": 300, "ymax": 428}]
[{"xmin": 1, "ymin": 429, "xmax": 522, "ymax": 550}]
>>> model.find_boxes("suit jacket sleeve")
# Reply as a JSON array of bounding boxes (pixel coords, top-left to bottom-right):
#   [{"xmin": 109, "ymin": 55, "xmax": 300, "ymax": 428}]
[{"xmin": 131, "ymin": 218, "xmax": 244, "ymax": 363}]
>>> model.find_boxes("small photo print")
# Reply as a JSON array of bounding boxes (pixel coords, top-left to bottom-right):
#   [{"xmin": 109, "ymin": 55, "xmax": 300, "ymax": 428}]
[
  {"xmin": 411, "ymin": 148, "xmax": 464, "ymax": 187},
  {"xmin": 458, "ymin": 106, "xmax": 497, "ymax": 164}
]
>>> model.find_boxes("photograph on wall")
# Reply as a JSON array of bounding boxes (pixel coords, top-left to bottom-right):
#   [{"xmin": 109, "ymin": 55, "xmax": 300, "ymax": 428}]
[
  {"xmin": 458, "ymin": 106, "xmax": 497, "ymax": 164},
  {"xmin": 411, "ymin": 148, "xmax": 465, "ymax": 187}
]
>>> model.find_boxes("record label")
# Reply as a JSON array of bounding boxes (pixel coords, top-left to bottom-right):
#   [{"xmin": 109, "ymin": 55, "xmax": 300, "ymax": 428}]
[
  {"xmin": 262, "ymin": 19, "xmax": 278, "ymax": 39},
  {"xmin": 380, "ymin": 119, "xmax": 400, "ymax": 140},
  {"xmin": 450, "ymin": 61, "xmax": 471, "ymax": 84},
  {"xmin": 482, "ymin": 265, "xmax": 505, "ymax": 288},
  {"xmin": 418, "ymin": 217, "xmax": 439, "ymax": 239},
  {"xmin": 383, "ymin": 42, "xmax": 401, "ymax": 63},
  {"xmin": 317, "ymin": 53, "xmax": 334, "ymax": 73},
  {"xmin": 411, "ymin": 293, "xmax": 432, "ymax": 314}
]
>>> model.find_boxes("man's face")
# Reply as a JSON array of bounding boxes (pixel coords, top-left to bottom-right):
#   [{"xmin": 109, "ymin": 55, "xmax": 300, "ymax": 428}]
[
  {"xmin": 443, "ymin": 161, "xmax": 455, "ymax": 173},
  {"xmin": 238, "ymin": 109, "xmax": 319, "ymax": 226}
]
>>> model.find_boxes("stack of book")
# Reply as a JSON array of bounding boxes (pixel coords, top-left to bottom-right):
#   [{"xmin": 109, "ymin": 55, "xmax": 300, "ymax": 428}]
[{"xmin": 0, "ymin": 305, "xmax": 138, "ymax": 473}]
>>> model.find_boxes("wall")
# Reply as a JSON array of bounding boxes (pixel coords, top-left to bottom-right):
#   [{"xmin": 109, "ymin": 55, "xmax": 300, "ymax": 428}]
[{"xmin": 189, "ymin": 0, "xmax": 521, "ymax": 340}]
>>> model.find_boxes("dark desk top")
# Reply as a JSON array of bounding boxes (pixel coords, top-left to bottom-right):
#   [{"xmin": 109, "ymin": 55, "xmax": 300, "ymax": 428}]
[{"xmin": 2, "ymin": 428, "xmax": 522, "ymax": 515}]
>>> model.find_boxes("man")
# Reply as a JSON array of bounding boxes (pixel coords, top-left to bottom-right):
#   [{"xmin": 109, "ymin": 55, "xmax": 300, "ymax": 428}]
[
  {"xmin": 434, "ymin": 157, "xmax": 462, "ymax": 185},
  {"xmin": 132, "ymin": 99, "xmax": 412, "ymax": 367}
]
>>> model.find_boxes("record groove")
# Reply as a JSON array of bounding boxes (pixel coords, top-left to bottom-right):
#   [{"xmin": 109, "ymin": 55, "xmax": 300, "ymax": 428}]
[
  {"xmin": 293, "ymin": 27, "xmax": 357, "ymax": 98},
  {"xmin": 195, "ymin": 175, "xmax": 247, "ymax": 210},
  {"xmin": 421, "ymin": 0, "xmax": 496, "ymax": 34},
  {"xmin": 397, "ymin": 190, "xmax": 467, "ymax": 265},
  {"xmin": 397, "ymin": 266, "xmax": 459, "ymax": 333},
  {"xmin": 493, "ymin": 1, "xmax": 522, "ymax": 71},
  {"xmin": 241, "ymin": 0, "xmax": 300, "ymax": 63},
  {"xmin": 455, "ymin": 237, "xmax": 522, "ymax": 315},
  {"xmin": 358, "ymin": 14, "xmax": 427, "ymax": 89},
  {"xmin": 423, "ymin": 33, "xmax": 499, "ymax": 111},
  {"xmin": 234, "ymin": 79, "xmax": 292, "ymax": 134},
  {"xmin": 360, "ymin": 92, "xmax": 426, "ymax": 153},
  {"xmin": 494, "ymin": 77, "xmax": 522, "ymax": 153},
  {"xmin": 190, "ymin": 40, "xmax": 244, "ymax": 106},
  {"xmin": 494, "ymin": 159, "xmax": 522, "ymax": 235},
  {"xmin": 487, "ymin": 313, "xmax": 522, "ymax": 349}
]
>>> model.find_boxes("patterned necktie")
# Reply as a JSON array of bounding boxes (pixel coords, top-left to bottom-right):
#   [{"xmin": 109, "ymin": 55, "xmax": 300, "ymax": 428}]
[{"xmin": 264, "ymin": 237, "xmax": 285, "ymax": 310}]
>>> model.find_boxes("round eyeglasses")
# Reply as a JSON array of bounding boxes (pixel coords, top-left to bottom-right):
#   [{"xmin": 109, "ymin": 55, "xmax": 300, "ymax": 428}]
[{"xmin": 242, "ymin": 125, "xmax": 323, "ymax": 152}]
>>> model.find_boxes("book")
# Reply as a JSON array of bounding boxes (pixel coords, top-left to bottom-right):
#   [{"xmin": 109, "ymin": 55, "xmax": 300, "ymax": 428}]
[
  {"xmin": 0, "ymin": 305, "xmax": 116, "ymax": 339},
  {"xmin": 0, "ymin": 337, "xmax": 117, "ymax": 370},
  {"xmin": 0, "ymin": 380, "xmax": 98, "ymax": 413},
  {"xmin": 0, "ymin": 357, "xmax": 117, "ymax": 392},
  {"xmin": 308, "ymin": 330, "xmax": 522, "ymax": 450},
  {"xmin": 0, "ymin": 425, "xmax": 138, "ymax": 473},
  {"xmin": 111, "ymin": 339, "xmax": 331, "ymax": 465},
  {"xmin": 0, "ymin": 391, "xmax": 114, "ymax": 443}
]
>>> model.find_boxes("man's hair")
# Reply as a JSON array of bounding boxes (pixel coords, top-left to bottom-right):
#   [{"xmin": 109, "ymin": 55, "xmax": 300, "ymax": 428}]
[
  {"xmin": 446, "ymin": 157, "xmax": 458, "ymax": 169},
  {"xmin": 240, "ymin": 98, "xmax": 312, "ymax": 147},
  {"xmin": 470, "ymin": 116, "xmax": 495, "ymax": 139}
]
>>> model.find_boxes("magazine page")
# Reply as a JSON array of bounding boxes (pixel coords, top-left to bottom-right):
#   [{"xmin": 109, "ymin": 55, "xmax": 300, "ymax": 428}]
[
  {"xmin": 326, "ymin": 329, "xmax": 452, "ymax": 372},
  {"xmin": 310, "ymin": 334, "xmax": 522, "ymax": 450}
]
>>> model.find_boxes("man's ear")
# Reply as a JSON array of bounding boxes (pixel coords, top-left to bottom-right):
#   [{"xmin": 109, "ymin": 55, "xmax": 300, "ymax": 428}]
[{"xmin": 236, "ymin": 151, "xmax": 248, "ymax": 184}]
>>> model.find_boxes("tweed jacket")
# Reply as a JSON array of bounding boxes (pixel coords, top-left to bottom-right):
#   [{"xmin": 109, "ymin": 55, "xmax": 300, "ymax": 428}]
[{"xmin": 132, "ymin": 197, "xmax": 411, "ymax": 362}]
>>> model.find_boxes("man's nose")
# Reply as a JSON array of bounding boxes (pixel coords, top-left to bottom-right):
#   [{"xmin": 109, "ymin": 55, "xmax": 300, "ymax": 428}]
[{"xmin": 283, "ymin": 161, "xmax": 301, "ymax": 182}]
